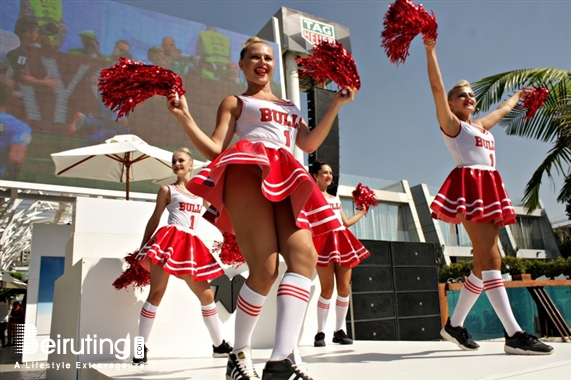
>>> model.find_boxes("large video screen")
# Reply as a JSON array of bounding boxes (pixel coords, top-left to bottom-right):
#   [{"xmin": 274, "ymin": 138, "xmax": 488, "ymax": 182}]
[{"xmin": 0, "ymin": 0, "xmax": 282, "ymax": 194}]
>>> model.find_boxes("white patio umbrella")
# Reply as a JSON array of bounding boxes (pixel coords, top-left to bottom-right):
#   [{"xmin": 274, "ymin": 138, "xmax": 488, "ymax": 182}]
[
  {"xmin": 0, "ymin": 271, "xmax": 27, "ymax": 289},
  {"xmin": 51, "ymin": 134, "xmax": 174, "ymax": 200}
]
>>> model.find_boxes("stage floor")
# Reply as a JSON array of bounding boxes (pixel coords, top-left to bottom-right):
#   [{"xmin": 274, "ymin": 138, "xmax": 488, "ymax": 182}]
[{"xmin": 84, "ymin": 339, "xmax": 570, "ymax": 380}]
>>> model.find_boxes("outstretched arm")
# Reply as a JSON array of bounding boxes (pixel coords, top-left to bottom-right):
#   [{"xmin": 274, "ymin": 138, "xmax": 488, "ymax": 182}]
[
  {"xmin": 296, "ymin": 88, "xmax": 357, "ymax": 153},
  {"xmin": 340, "ymin": 206, "xmax": 367, "ymax": 228},
  {"xmin": 424, "ymin": 39, "xmax": 459, "ymax": 136},
  {"xmin": 475, "ymin": 89, "xmax": 531, "ymax": 130},
  {"xmin": 167, "ymin": 94, "xmax": 237, "ymax": 160}
]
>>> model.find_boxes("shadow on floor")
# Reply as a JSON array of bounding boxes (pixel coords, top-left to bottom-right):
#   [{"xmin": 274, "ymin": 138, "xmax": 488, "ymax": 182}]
[{"xmin": 0, "ymin": 346, "xmax": 46, "ymax": 380}]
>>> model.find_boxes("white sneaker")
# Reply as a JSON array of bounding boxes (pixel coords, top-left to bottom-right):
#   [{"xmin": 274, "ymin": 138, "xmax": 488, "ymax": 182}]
[{"xmin": 226, "ymin": 345, "xmax": 260, "ymax": 380}]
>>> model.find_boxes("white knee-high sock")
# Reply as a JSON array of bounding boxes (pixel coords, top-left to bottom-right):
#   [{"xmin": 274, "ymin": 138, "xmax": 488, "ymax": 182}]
[
  {"xmin": 234, "ymin": 284, "xmax": 266, "ymax": 350},
  {"xmin": 139, "ymin": 301, "xmax": 158, "ymax": 345},
  {"xmin": 450, "ymin": 272, "xmax": 483, "ymax": 327},
  {"xmin": 335, "ymin": 295, "xmax": 350, "ymax": 332},
  {"xmin": 482, "ymin": 270, "xmax": 522, "ymax": 337},
  {"xmin": 201, "ymin": 302, "xmax": 224, "ymax": 347},
  {"xmin": 316, "ymin": 296, "xmax": 331, "ymax": 333},
  {"xmin": 270, "ymin": 273, "xmax": 311, "ymax": 361}
]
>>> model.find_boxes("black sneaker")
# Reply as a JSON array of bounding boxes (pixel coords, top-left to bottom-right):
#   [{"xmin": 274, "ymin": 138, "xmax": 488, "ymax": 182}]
[
  {"xmin": 213, "ymin": 340, "xmax": 233, "ymax": 358},
  {"xmin": 313, "ymin": 332, "xmax": 325, "ymax": 347},
  {"xmin": 132, "ymin": 345, "xmax": 148, "ymax": 365},
  {"xmin": 332, "ymin": 329, "xmax": 353, "ymax": 345},
  {"xmin": 504, "ymin": 331, "xmax": 554, "ymax": 355},
  {"xmin": 440, "ymin": 318, "xmax": 480, "ymax": 351},
  {"xmin": 226, "ymin": 346, "xmax": 260, "ymax": 380},
  {"xmin": 262, "ymin": 349, "xmax": 312, "ymax": 380}
]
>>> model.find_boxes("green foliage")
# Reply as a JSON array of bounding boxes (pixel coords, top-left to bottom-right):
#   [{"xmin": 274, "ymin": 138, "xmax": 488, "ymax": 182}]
[
  {"xmin": 439, "ymin": 257, "xmax": 571, "ymax": 282},
  {"xmin": 522, "ymin": 260, "xmax": 539, "ymax": 279},
  {"xmin": 438, "ymin": 260, "xmax": 473, "ymax": 283},
  {"xmin": 0, "ymin": 272, "xmax": 27, "ymax": 300},
  {"xmin": 501, "ymin": 256, "xmax": 526, "ymax": 275},
  {"xmin": 9, "ymin": 272, "xmax": 26, "ymax": 282},
  {"xmin": 543, "ymin": 257, "xmax": 571, "ymax": 278},
  {"xmin": 472, "ymin": 68, "xmax": 571, "ymax": 211},
  {"xmin": 556, "ymin": 234, "xmax": 571, "ymax": 259}
]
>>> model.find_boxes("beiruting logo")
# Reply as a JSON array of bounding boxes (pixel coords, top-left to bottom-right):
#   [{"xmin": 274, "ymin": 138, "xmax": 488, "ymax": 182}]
[{"xmin": 13, "ymin": 324, "xmax": 144, "ymax": 361}]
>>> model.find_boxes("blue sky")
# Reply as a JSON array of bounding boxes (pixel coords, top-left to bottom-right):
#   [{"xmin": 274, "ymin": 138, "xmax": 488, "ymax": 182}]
[{"xmin": 117, "ymin": 0, "xmax": 571, "ymax": 222}]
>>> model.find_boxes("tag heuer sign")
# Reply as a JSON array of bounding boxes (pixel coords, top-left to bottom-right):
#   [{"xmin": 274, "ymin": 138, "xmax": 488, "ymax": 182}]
[{"xmin": 301, "ymin": 17, "xmax": 335, "ymax": 45}]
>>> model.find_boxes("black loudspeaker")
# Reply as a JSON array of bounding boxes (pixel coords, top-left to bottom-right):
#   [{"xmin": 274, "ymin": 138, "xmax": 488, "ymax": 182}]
[
  {"xmin": 360, "ymin": 240, "xmax": 391, "ymax": 266},
  {"xmin": 307, "ymin": 87, "xmax": 340, "ymax": 196},
  {"xmin": 348, "ymin": 240, "xmax": 441, "ymax": 341}
]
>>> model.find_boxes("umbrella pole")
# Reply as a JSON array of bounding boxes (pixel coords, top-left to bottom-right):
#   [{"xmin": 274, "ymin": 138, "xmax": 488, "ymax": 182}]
[
  {"xmin": 125, "ymin": 153, "xmax": 130, "ymax": 200},
  {"xmin": 126, "ymin": 164, "xmax": 130, "ymax": 200}
]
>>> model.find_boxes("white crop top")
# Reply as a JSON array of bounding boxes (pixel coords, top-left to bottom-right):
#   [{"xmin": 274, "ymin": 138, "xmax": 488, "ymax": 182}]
[
  {"xmin": 235, "ymin": 95, "xmax": 304, "ymax": 154},
  {"xmin": 166, "ymin": 184, "xmax": 203, "ymax": 235},
  {"xmin": 442, "ymin": 121, "xmax": 496, "ymax": 169}
]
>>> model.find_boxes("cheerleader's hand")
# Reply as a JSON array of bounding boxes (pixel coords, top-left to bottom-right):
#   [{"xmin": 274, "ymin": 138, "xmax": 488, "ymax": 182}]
[
  {"xmin": 334, "ymin": 87, "xmax": 357, "ymax": 106},
  {"xmin": 167, "ymin": 92, "xmax": 190, "ymax": 118},
  {"xmin": 519, "ymin": 88, "xmax": 533, "ymax": 99}
]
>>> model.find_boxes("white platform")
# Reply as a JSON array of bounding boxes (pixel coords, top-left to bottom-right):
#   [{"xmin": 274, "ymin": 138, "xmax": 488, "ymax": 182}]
[{"xmin": 80, "ymin": 340, "xmax": 570, "ymax": 380}]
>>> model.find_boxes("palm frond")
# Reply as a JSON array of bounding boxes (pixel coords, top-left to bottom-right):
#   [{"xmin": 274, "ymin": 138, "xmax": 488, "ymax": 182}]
[
  {"xmin": 499, "ymin": 81, "xmax": 567, "ymax": 142},
  {"xmin": 557, "ymin": 173, "xmax": 571, "ymax": 204},
  {"xmin": 522, "ymin": 137, "xmax": 571, "ymax": 212},
  {"xmin": 553, "ymin": 94, "xmax": 571, "ymax": 138},
  {"xmin": 473, "ymin": 68, "xmax": 570, "ymax": 111}
]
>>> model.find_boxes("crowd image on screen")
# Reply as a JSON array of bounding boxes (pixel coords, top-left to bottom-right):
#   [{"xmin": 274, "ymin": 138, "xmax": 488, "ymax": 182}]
[{"xmin": 0, "ymin": 0, "xmax": 281, "ymax": 193}]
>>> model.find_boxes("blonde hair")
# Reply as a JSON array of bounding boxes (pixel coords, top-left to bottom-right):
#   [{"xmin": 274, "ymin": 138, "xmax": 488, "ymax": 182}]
[
  {"xmin": 447, "ymin": 79, "xmax": 472, "ymax": 100},
  {"xmin": 240, "ymin": 37, "xmax": 271, "ymax": 59},
  {"xmin": 172, "ymin": 147, "xmax": 193, "ymax": 161}
]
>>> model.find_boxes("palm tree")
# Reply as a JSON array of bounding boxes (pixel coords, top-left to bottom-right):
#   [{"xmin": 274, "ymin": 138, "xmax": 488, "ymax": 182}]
[{"xmin": 472, "ymin": 68, "xmax": 571, "ymax": 213}]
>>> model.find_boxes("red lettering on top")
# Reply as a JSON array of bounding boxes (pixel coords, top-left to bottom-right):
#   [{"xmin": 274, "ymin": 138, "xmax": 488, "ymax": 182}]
[
  {"xmin": 474, "ymin": 136, "xmax": 495, "ymax": 150},
  {"xmin": 259, "ymin": 108, "xmax": 301, "ymax": 129},
  {"xmin": 179, "ymin": 202, "xmax": 202, "ymax": 212},
  {"xmin": 272, "ymin": 110, "xmax": 285, "ymax": 125},
  {"xmin": 290, "ymin": 115, "xmax": 299, "ymax": 128},
  {"xmin": 260, "ymin": 108, "xmax": 272, "ymax": 122}
]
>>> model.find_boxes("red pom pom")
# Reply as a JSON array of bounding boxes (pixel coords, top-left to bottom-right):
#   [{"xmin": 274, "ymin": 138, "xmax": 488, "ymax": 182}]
[
  {"xmin": 352, "ymin": 183, "xmax": 379, "ymax": 210},
  {"xmin": 112, "ymin": 250, "xmax": 150, "ymax": 290},
  {"xmin": 381, "ymin": 0, "xmax": 438, "ymax": 65},
  {"xmin": 296, "ymin": 40, "xmax": 361, "ymax": 91},
  {"xmin": 98, "ymin": 57, "xmax": 186, "ymax": 119},
  {"xmin": 521, "ymin": 87, "xmax": 549, "ymax": 119},
  {"xmin": 212, "ymin": 232, "xmax": 245, "ymax": 266}
]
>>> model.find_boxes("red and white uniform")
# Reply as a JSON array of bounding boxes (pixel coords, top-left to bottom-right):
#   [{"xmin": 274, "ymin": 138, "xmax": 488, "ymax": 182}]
[
  {"xmin": 430, "ymin": 121, "xmax": 516, "ymax": 226},
  {"xmin": 138, "ymin": 184, "xmax": 224, "ymax": 281},
  {"xmin": 188, "ymin": 95, "xmax": 342, "ymax": 236},
  {"xmin": 313, "ymin": 194, "xmax": 370, "ymax": 268}
]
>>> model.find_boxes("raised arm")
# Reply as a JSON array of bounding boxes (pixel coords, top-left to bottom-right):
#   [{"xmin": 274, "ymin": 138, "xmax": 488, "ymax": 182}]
[
  {"xmin": 139, "ymin": 185, "xmax": 169, "ymax": 249},
  {"xmin": 424, "ymin": 39, "xmax": 459, "ymax": 136},
  {"xmin": 296, "ymin": 88, "xmax": 357, "ymax": 153},
  {"xmin": 167, "ymin": 94, "xmax": 238, "ymax": 160},
  {"xmin": 475, "ymin": 89, "xmax": 530, "ymax": 130},
  {"xmin": 340, "ymin": 205, "xmax": 367, "ymax": 228}
]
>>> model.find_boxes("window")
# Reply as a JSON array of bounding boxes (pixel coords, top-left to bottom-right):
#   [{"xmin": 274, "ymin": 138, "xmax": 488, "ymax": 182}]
[
  {"xmin": 509, "ymin": 217, "xmax": 545, "ymax": 249},
  {"xmin": 438, "ymin": 221, "xmax": 471, "ymax": 247},
  {"xmin": 341, "ymin": 197, "xmax": 413, "ymax": 241}
]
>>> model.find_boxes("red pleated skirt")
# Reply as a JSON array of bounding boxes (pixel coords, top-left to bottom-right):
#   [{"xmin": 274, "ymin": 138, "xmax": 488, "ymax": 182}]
[
  {"xmin": 313, "ymin": 228, "xmax": 370, "ymax": 268},
  {"xmin": 430, "ymin": 167, "xmax": 516, "ymax": 227},
  {"xmin": 138, "ymin": 225, "xmax": 224, "ymax": 281},
  {"xmin": 187, "ymin": 140, "xmax": 342, "ymax": 236}
]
